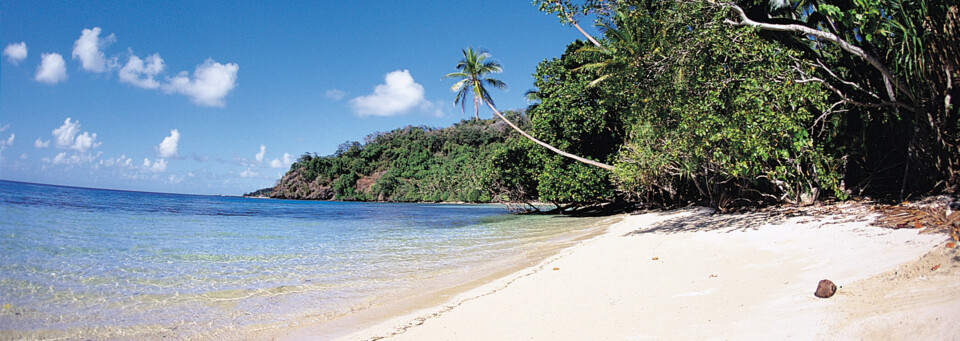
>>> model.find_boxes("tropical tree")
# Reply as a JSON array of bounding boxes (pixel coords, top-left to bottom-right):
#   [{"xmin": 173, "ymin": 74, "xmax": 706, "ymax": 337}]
[
  {"xmin": 443, "ymin": 47, "xmax": 508, "ymax": 121},
  {"xmin": 539, "ymin": 0, "xmax": 959, "ymax": 199},
  {"xmin": 444, "ymin": 47, "xmax": 616, "ymax": 170}
]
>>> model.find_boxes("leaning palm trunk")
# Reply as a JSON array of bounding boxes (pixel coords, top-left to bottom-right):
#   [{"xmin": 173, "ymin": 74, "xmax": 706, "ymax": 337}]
[{"xmin": 486, "ymin": 101, "xmax": 615, "ymax": 171}]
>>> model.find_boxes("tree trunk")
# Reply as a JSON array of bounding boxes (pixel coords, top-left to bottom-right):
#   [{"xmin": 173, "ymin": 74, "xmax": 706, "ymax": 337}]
[
  {"xmin": 485, "ymin": 101, "xmax": 615, "ymax": 171},
  {"xmin": 555, "ymin": 0, "xmax": 605, "ymax": 49}
]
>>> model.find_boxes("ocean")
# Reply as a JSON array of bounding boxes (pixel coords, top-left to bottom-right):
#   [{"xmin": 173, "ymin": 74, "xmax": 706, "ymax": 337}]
[{"xmin": 0, "ymin": 180, "xmax": 607, "ymax": 339}]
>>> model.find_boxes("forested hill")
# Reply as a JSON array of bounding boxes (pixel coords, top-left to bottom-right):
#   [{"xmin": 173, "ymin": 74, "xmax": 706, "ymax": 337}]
[{"xmin": 253, "ymin": 112, "xmax": 534, "ymax": 203}]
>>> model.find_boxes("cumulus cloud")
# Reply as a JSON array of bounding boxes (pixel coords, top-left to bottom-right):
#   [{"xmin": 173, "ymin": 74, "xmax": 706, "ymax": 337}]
[
  {"xmin": 350, "ymin": 70, "xmax": 428, "ymax": 116},
  {"xmin": 35, "ymin": 53, "xmax": 67, "ymax": 84},
  {"xmin": 156, "ymin": 129, "xmax": 179, "ymax": 158},
  {"xmin": 163, "ymin": 58, "xmax": 239, "ymax": 107},
  {"xmin": 119, "ymin": 52, "xmax": 164, "ymax": 89},
  {"xmin": 34, "ymin": 138, "xmax": 50, "ymax": 148},
  {"xmin": 325, "ymin": 89, "xmax": 346, "ymax": 101},
  {"xmin": 73, "ymin": 132, "xmax": 99, "ymax": 152},
  {"xmin": 143, "ymin": 158, "xmax": 167, "ymax": 172},
  {"xmin": 72, "ymin": 27, "xmax": 117, "ymax": 73},
  {"xmin": 51, "ymin": 117, "xmax": 101, "ymax": 152},
  {"xmin": 255, "ymin": 144, "xmax": 266, "ymax": 163},
  {"xmin": 269, "ymin": 152, "xmax": 294, "ymax": 169},
  {"xmin": 3, "ymin": 42, "xmax": 27, "ymax": 65}
]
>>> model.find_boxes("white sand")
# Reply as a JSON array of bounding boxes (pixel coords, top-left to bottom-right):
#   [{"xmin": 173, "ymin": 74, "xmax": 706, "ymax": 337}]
[{"xmin": 332, "ymin": 206, "xmax": 959, "ymax": 340}]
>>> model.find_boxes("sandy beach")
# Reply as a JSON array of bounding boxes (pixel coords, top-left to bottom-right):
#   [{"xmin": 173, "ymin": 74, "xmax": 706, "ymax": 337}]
[{"xmin": 330, "ymin": 204, "xmax": 960, "ymax": 340}]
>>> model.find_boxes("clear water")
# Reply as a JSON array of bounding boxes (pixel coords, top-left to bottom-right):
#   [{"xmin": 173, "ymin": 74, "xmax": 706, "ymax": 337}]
[{"xmin": 0, "ymin": 180, "xmax": 606, "ymax": 340}]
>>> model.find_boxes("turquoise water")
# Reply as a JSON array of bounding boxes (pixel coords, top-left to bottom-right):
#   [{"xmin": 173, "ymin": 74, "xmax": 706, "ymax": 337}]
[{"xmin": 0, "ymin": 180, "xmax": 605, "ymax": 339}]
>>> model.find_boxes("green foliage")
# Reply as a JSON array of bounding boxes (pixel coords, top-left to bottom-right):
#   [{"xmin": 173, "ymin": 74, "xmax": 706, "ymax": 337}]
[
  {"xmin": 739, "ymin": 0, "xmax": 960, "ymax": 194},
  {"xmin": 522, "ymin": 40, "xmax": 629, "ymax": 204},
  {"xmin": 272, "ymin": 119, "xmax": 517, "ymax": 203},
  {"xmin": 481, "ymin": 136, "xmax": 541, "ymax": 203},
  {"xmin": 607, "ymin": 0, "xmax": 842, "ymax": 205}
]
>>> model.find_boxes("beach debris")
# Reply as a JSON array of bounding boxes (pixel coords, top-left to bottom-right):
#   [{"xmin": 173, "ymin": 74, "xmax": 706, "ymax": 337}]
[
  {"xmin": 652, "ymin": 257, "xmax": 659, "ymax": 261},
  {"xmin": 552, "ymin": 267, "xmax": 559, "ymax": 271},
  {"xmin": 932, "ymin": 264, "xmax": 941, "ymax": 271},
  {"xmin": 947, "ymin": 242, "xmax": 956, "ymax": 248},
  {"xmin": 815, "ymin": 279, "xmax": 837, "ymax": 298},
  {"xmin": 2, "ymin": 303, "xmax": 9, "ymax": 310},
  {"xmin": 876, "ymin": 198, "xmax": 960, "ymax": 235},
  {"xmin": 709, "ymin": 274, "xmax": 718, "ymax": 278}
]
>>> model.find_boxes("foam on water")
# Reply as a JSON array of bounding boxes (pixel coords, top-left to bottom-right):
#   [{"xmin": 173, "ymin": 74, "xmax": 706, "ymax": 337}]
[{"xmin": 0, "ymin": 181, "xmax": 606, "ymax": 339}]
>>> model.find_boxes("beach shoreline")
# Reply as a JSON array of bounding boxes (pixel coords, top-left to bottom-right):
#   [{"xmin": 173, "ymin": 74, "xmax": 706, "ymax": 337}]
[{"xmin": 329, "ymin": 204, "xmax": 959, "ymax": 340}]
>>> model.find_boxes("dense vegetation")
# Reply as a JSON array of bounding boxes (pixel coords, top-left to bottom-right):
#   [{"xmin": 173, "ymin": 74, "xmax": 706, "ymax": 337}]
[
  {"xmin": 266, "ymin": 113, "xmax": 537, "ymax": 204},
  {"xmin": 533, "ymin": 0, "xmax": 957, "ymax": 208},
  {"xmin": 256, "ymin": 0, "xmax": 957, "ymax": 210}
]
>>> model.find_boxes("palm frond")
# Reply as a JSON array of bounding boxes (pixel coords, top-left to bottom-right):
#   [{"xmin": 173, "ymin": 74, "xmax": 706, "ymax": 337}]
[{"xmin": 484, "ymin": 78, "xmax": 507, "ymax": 90}]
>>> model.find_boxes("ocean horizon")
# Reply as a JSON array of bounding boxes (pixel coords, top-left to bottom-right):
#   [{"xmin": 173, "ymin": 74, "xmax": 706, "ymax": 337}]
[{"xmin": 0, "ymin": 180, "xmax": 605, "ymax": 339}]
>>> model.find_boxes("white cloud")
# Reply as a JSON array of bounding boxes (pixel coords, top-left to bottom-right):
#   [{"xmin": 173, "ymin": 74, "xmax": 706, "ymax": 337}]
[
  {"xmin": 100, "ymin": 154, "xmax": 134, "ymax": 168},
  {"xmin": 157, "ymin": 129, "xmax": 179, "ymax": 158},
  {"xmin": 72, "ymin": 27, "xmax": 117, "ymax": 73},
  {"xmin": 42, "ymin": 151, "xmax": 100, "ymax": 166},
  {"xmin": 269, "ymin": 152, "xmax": 294, "ymax": 169},
  {"xmin": 34, "ymin": 138, "xmax": 50, "ymax": 148},
  {"xmin": 35, "ymin": 53, "xmax": 67, "ymax": 84},
  {"xmin": 239, "ymin": 168, "xmax": 259, "ymax": 178},
  {"xmin": 20, "ymin": 153, "xmax": 27, "ymax": 160},
  {"xmin": 3, "ymin": 42, "xmax": 27, "ymax": 65},
  {"xmin": 325, "ymin": 89, "xmax": 346, "ymax": 101},
  {"xmin": 163, "ymin": 58, "xmax": 239, "ymax": 107},
  {"xmin": 350, "ymin": 70, "xmax": 427, "ymax": 116},
  {"xmin": 49, "ymin": 152, "xmax": 67, "ymax": 165},
  {"xmin": 143, "ymin": 158, "xmax": 167, "ymax": 172},
  {"xmin": 255, "ymin": 144, "xmax": 266, "ymax": 163},
  {"xmin": 73, "ymin": 132, "xmax": 99, "ymax": 152},
  {"xmin": 1, "ymin": 133, "xmax": 14, "ymax": 150},
  {"xmin": 119, "ymin": 52, "xmax": 165, "ymax": 89},
  {"xmin": 51, "ymin": 117, "xmax": 101, "ymax": 152}
]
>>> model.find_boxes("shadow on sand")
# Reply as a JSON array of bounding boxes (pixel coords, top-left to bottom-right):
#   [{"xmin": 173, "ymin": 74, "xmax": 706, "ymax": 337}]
[{"xmin": 625, "ymin": 205, "xmax": 874, "ymax": 236}]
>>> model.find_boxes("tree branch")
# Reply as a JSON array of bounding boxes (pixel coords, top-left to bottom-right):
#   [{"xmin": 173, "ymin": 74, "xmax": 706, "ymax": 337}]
[
  {"xmin": 721, "ymin": 2, "xmax": 916, "ymax": 104},
  {"xmin": 795, "ymin": 76, "xmax": 916, "ymax": 111}
]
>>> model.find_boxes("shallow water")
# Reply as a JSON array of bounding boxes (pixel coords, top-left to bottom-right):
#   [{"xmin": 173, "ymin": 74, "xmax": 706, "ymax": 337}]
[{"xmin": 0, "ymin": 180, "xmax": 605, "ymax": 339}]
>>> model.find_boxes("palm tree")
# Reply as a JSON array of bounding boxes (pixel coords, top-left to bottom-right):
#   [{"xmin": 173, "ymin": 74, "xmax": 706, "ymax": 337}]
[
  {"xmin": 444, "ymin": 48, "xmax": 615, "ymax": 171},
  {"xmin": 574, "ymin": 10, "xmax": 646, "ymax": 87},
  {"xmin": 443, "ymin": 47, "xmax": 507, "ymax": 121}
]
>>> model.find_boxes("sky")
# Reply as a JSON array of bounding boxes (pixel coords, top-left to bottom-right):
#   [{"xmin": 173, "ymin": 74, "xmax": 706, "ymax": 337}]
[{"xmin": 0, "ymin": 1, "xmax": 596, "ymax": 195}]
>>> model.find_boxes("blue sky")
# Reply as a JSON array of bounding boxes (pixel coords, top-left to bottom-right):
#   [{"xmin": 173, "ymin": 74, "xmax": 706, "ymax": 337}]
[{"xmin": 0, "ymin": 1, "xmax": 595, "ymax": 195}]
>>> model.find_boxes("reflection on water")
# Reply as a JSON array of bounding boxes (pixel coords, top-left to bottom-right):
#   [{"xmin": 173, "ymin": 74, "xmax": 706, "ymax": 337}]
[{"xmin": 0, "ymin": 181, "xmax": 606, "ymax": 339}]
